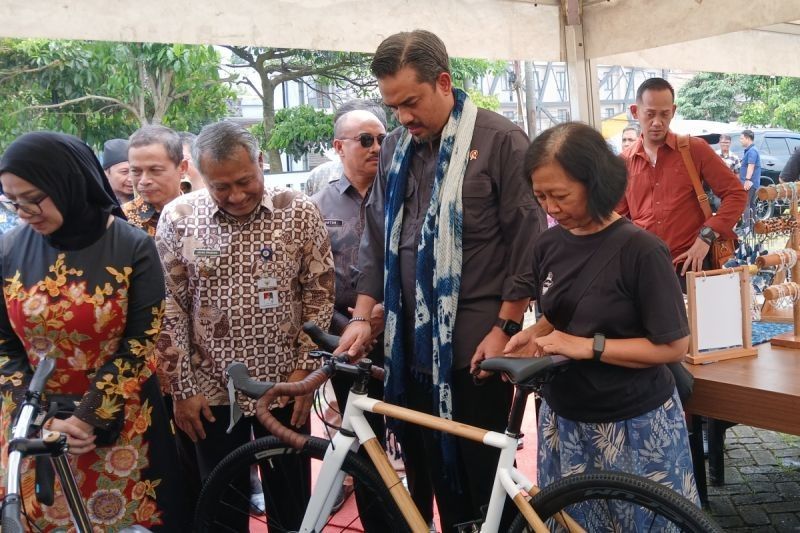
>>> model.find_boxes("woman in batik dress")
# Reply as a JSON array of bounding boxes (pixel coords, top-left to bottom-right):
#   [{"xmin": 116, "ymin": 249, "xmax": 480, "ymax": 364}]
[{"xmin": 0, "ymin": 132, "xmax": 187, "ymax": 531}]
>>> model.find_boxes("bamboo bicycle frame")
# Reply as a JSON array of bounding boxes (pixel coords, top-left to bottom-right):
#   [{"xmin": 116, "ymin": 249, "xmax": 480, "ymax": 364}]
[{"xmin": 298, "ymin": 388, "xmax": 575, "ymax": 533}]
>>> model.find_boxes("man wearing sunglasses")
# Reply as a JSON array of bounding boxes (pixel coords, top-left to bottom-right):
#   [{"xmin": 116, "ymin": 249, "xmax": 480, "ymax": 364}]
[{"xmin": 311, "ymin": 108, "xmax": 388, "ymax": 527}]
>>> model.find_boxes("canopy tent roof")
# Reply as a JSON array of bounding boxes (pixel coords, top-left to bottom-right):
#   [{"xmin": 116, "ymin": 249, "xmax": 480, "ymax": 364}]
[
  {"xmin": 2, "ymin": 0, "xmax": 799, "ymax": 75},
  {"xmin": 2, "ymin": 0, "xmax": 799, "ymax": 126}
]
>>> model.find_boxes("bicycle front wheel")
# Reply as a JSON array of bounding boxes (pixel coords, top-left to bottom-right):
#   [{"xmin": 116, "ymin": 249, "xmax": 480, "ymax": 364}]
[
  {"xmin": 508, "ymin": 472, "xmax": 722, "ymax": 532},
  {"xmin": 194, "ymin": 435, "xmax": 409, "ymax": 533}
]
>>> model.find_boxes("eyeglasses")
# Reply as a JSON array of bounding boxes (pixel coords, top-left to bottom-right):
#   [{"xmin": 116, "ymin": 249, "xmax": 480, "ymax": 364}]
[
  {"xmin": 0, "ymin": 195, "xmax": 48, "ymax": 216},
  {"xmin": 340, "ymin": 133, "xmax": 386, "ymax": 148}
]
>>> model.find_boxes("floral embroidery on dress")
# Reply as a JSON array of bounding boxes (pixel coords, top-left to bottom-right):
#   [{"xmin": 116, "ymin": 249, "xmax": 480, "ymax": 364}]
[{"xmin": 0, "ymin": 250, "xmax": 168, "ymax": 530}]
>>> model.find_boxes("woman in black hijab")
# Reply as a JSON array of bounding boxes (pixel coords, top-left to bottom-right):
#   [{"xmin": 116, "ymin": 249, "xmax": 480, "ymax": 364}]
[{"xmin": 0, "ymin": 132, "xmax": 187, "ymax": 531}]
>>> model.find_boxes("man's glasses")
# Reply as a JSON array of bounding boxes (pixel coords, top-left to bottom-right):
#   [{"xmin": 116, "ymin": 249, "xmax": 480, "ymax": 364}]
[
  {"xmin": 0, "ymin": 195, "xmax": 48, "ymax": 216},
  {"xmin": 340, "ymin": 133, "xmax": 386, "ymax": 148}
]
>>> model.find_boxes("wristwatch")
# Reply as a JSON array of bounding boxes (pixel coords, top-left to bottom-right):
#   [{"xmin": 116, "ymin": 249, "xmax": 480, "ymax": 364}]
[
  {"xmin": 495, "ymin": 318, "xmax": 523, "ymax": 337},
  {"xmin": 699, "ymin": 226, "xmax": 717, "ymax": 245},
  {"xmin": 592, "ymin": 333, "xmax": 606, "ymax": 362}
]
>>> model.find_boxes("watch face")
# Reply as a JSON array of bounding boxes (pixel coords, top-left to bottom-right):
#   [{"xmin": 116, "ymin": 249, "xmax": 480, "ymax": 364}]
[{"xmin": 506, "ymin": 322, "xmax": 523, "ymax": 336}]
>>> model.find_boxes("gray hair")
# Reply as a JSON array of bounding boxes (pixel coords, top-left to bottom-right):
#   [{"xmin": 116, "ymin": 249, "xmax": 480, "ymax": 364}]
[
  {"xmin": 193, "ymin": 121, "xmax": 260, "ymax": 174},
  {"xmin": 622, "ymin": 124, "xmax": 640, "ymax": 136},
  {"xmin": 129, "ymin": 125, "xmax": 183, "ymax": 167}
]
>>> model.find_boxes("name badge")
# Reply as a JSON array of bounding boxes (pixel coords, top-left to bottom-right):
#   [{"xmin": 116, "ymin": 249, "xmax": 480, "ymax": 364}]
[
  {"xmin": 324, "ymin": 219, "xmax": 343, "ymax": 227},
  {"xmin": 257, "ymin": 278, "xmax": 279, "ymax": 309},
  {"xmin": 194, "ymin": 248, "xmax": 221, "ymax": 257}
]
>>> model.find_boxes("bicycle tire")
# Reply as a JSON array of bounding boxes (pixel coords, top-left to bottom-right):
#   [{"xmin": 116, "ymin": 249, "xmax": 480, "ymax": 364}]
[
  {"xmin": 508, "ymin": 472, "xmax": 722, "ymax": 533},
  {"xmin": 194, "ymin": 435, "xmax": 410, "ymax": 533}
]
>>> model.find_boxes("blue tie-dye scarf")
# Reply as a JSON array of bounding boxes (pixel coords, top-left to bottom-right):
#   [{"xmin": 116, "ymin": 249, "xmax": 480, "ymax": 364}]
[{"xmin": 383, "ymin": 88, "xmax": 477, "ymax": 475}]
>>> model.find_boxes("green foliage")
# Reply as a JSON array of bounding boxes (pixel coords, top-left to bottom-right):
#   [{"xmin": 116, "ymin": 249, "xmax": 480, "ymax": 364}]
[
  {"xmin": 676, "ymin": 72, "xmax": 736, "ymax": 122},
  {"xmin": 466, "ymin": 89, "xmax": 500, "ymax": 111},
  {"xmin": 0, "ymin": 39, "xmax": 234, "ymax": 151},
  {"xmin": 265, "ymin": 105, "xmax": 333, "ymax": 160},
  {"xmin": 677, "ymin": 72, "xmax": 800, "ymax": 130},
  {"xmin": 450, "ymin": 58, "xmax": 507, "ymax": 88}
]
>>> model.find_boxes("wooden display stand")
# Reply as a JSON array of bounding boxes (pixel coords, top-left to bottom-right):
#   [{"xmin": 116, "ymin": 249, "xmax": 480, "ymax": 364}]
[
  {"xmin": 686, "ymin": 266, "xmax": 758, "ymax": 364},
  {"xmin": 755, "ymin": 184, "xmax": 800, "ymax": 344}
]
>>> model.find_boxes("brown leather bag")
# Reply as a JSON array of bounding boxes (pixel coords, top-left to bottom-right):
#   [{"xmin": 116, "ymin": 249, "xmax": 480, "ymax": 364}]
[{"xmin": 676, "ymin": 134, "xmax": 737, "ymax": 269}]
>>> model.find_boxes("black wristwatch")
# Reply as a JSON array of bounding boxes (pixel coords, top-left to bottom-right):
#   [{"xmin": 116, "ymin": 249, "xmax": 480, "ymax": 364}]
[
  {"xmin": 699, "ymin": 226, "xmax": 717, "ymax": 245},
  {"xmin": 592, "ymin": 333, "xmax": 606, "ymax": 362},
  {"xmin": 495, "ymin": 318, "xmax": 523, "ymax": 337}
]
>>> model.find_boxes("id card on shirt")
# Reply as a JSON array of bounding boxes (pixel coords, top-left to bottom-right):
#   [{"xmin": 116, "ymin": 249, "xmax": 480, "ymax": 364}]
[{"xmin": 257, "ymin": 277, "xmax": 279, "ymax": 309}]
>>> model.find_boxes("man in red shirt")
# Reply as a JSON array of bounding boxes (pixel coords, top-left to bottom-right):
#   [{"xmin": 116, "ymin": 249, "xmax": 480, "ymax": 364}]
[{"xmin": 618, "ymin": 78, "xmax": 746, "ymax": 281}]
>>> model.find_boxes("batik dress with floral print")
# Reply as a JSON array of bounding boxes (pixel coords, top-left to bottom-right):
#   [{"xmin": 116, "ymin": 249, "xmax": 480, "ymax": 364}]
[{"xmin": 0, "ymin": 221, "xmax": 185, "ymax": 532}]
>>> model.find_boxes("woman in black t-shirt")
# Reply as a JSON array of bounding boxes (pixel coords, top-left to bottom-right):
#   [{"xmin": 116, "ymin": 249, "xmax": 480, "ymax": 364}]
[{"xmin": 494, "ymin": 122, "xmax": 699, "ymax": 529}]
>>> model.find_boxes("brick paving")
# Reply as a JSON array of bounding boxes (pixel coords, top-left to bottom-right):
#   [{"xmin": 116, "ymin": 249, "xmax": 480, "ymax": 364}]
[{"xmin": 705, "ymin": 425, "xmax": 800, "ymax": 532}]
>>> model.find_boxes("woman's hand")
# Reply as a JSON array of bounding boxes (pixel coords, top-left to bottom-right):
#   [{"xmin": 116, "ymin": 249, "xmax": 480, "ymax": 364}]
[
  {"xmin": 535, "ymin": 330, "xmax": 593, "ymax": 360},
  {"xmin": 47, "ymin": 416, "xmax": 97, "ymax": 455},
  {"xmin": 503, "ymin": 328, "xmax": 543, "ymax": 357}
]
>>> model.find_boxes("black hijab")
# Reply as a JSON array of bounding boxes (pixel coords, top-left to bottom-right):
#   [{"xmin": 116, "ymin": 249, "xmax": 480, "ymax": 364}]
[{"xmin": 0, "ymin": 132, "xmax": 126, "ymax": 250}]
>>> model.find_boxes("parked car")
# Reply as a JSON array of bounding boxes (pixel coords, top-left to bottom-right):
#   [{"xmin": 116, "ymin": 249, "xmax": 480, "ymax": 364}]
[{"xmin": 708, "ymin": 128, "xmax": 800, "ymax": 181}]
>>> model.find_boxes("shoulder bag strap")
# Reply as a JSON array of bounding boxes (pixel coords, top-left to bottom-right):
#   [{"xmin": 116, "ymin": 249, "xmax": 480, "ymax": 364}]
[
  {"xmin": 677, "ymin": 134, "xmax": 713, "ymax": 219},
  {"xmin": 560, "ymin": 222, "xmax": 639, "ymax": 326}
]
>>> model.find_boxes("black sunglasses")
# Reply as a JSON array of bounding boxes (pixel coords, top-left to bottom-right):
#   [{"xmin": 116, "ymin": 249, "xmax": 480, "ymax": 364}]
[{"xmin": 340, "ymin": 133, "xmax": 386, "ymax": 148}]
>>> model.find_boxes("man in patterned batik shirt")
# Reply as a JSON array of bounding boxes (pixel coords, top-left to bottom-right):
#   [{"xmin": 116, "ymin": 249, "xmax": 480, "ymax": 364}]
[
  {"xmin": 155, "ymin": 121, "xmax": 334, "ymax": 530},
  {"xmin": 123, "ymin": 125, "xmax": 186, "ymax": 236}
]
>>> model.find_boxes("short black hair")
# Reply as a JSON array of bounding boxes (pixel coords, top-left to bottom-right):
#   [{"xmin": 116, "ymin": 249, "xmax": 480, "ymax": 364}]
[
  {"xmin": 524, "ymin": 122, "xmax": 627, "ymax": 223},
  {"xmin": 742, "ymin": 129, "xmax": 755, "ymax": 141},
  {"xmin": 371, "ymin": 30, "xmax": 450, "ymax": 85},
  {"xmin": 636, "ymin": 77, "xmax": 675, "ymax": 103}
]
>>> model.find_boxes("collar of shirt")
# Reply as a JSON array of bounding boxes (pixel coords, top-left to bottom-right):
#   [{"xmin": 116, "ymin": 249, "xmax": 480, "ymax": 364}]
[
  {"xmin": 211, "ymin": 189, "xmax": 274, "ymax": 223},
  {"xmin": 631, "ymin": 131, "xmax": 679, "ymax": 164}
]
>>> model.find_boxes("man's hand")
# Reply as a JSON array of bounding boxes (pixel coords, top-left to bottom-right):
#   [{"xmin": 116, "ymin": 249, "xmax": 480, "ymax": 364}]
[
  {"xmin": 368, "ymin": 303, "xmax": 385, "ymax": 340},
  {"xmin": 282, "ymin": 369, "xmax": 313, "ymax": 427},
  {"xmin": 470, "ymin": 327, "xmax": 511, "ymax": 379},
  {"xmin": 174, "ymin": 394, "xmax": 215, "ymax": 442},
  {"xmin": 535, "ymin": 330, "xmax": 593, "ymax": 360},
  {"xmin": 335, "ymin": 320, "xmax": 372, "ymax": 359},
  {"xmin": 49, "ymin": 416, "xmax": 96, "ymax": 455},
  {"xmin": 743, "ymin": 179, "xmax": 753, "ymax": 191},
  {"xmin": 674, "ymin": 237, "xmax": 711, "ymax": 275}
]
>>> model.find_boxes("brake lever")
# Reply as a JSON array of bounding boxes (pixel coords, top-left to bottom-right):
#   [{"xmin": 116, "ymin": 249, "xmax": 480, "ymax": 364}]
[{"xmin": 226, "ymin": 375, "xmax": 243, "ymax": 434}]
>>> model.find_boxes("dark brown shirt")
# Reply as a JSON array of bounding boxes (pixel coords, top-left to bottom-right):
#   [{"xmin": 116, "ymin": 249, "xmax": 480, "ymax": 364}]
[{"xmin": 356, "ymin": 109, "xmax": 545, "ymax": 369}]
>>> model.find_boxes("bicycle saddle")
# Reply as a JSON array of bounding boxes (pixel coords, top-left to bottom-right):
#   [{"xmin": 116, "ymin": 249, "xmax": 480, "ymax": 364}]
[{"xmin": 479, "ymin": 356, "xmax": 565, "ymax": 384}]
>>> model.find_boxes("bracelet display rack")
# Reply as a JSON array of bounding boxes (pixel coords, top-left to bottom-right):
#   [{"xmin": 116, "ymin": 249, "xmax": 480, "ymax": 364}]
[{"xmin": 755, "ymin": 183, "xmax": 800, "ymax": 347}]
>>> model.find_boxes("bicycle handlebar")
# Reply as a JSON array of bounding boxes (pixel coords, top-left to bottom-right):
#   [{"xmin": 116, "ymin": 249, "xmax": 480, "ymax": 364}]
[
  {"xmin": 2, "ymin": 357, "xmax": 57, "ymax": 532},
  {"xmin": 1, "ymin": 495, "xmax": 22, "ymax": 533}
]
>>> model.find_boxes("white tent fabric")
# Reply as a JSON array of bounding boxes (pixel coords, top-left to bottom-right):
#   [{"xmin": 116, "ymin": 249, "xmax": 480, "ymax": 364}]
[{"xmin": 2, "ymin": 0, "xmax": 799, "ymax": 123}]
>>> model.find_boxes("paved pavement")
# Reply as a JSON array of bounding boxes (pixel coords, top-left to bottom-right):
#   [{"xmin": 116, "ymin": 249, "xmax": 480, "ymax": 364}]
[{"xmin": 705, "ymin": 425, "xmax": 800, "ymax": 532}]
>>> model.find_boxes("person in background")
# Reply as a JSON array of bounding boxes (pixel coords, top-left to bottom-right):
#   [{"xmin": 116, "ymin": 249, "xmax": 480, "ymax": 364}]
[
  {"xmin": 0, "ymin": 131, "xmax": 187, "ymax": 530},
  {"xmin": 739, "ymin": 129, "xmax": 761, "ymax": 228},
  {"xmin": 779, "ymin": 147, "xmax": 800, "ymax": 183},
  {"xmin": 156, "ymin": 120, "xmax": 334, "ymax": 531},
  {"xmin": 102, "ymin": 138, "xmax": 133, "ymax": 204},
  {"xmin": 501, "ymin": 121, "xmax": 699, "ymax": 529},
  {"xmin": 620, "ymin": 124, "xmax": 640, "ymax": 153},
  {"xmin": 179, "ymin": 132, "xmax": 204, "ymax": 192},
  {"xmin": 311, "ymin": 108, "xmax": 388, "ymax": 525},
  {"xmin": 304, "ymin": 99, "xmax": 388, "ymax": 197},
  {"xmin": 716, "ymin": 133, "xmax": 741, "ymax": 174},
  {"xmin": 617, "ymin": 78, "xmax": 746, "ymax": 285},
  {"xmin": 123, "ymin": 125, "xmax": 186, "ymax": 237}
]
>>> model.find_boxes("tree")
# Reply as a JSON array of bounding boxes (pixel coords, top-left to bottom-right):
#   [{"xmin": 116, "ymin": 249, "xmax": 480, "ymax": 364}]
[
  {"xmin": 0, "ymin": 39, "xmax": 234, "ymax": 150},
  {"xmin": 253, "ymin": 105, "xmax": 334, "ymax": 162},
  {"xmin": 224, "ymin": 47, "xmax": 374, "ymax": 173},
  {"xmin": 677, "ymin": 71, "xmax": 800, "ymax": 130},
  {"xmin": 676, "ymin": 72, "xmax": 737, "ymax": 122},
  {"xmin": 230, "ymin": 50, "xmax": 512, "ymax": 172}
]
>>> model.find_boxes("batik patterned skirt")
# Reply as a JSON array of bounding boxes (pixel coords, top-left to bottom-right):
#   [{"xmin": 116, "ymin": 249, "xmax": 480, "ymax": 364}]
[{"xmin": 537, "ymin": 390, "xmax": 700, "ymax": 532}]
